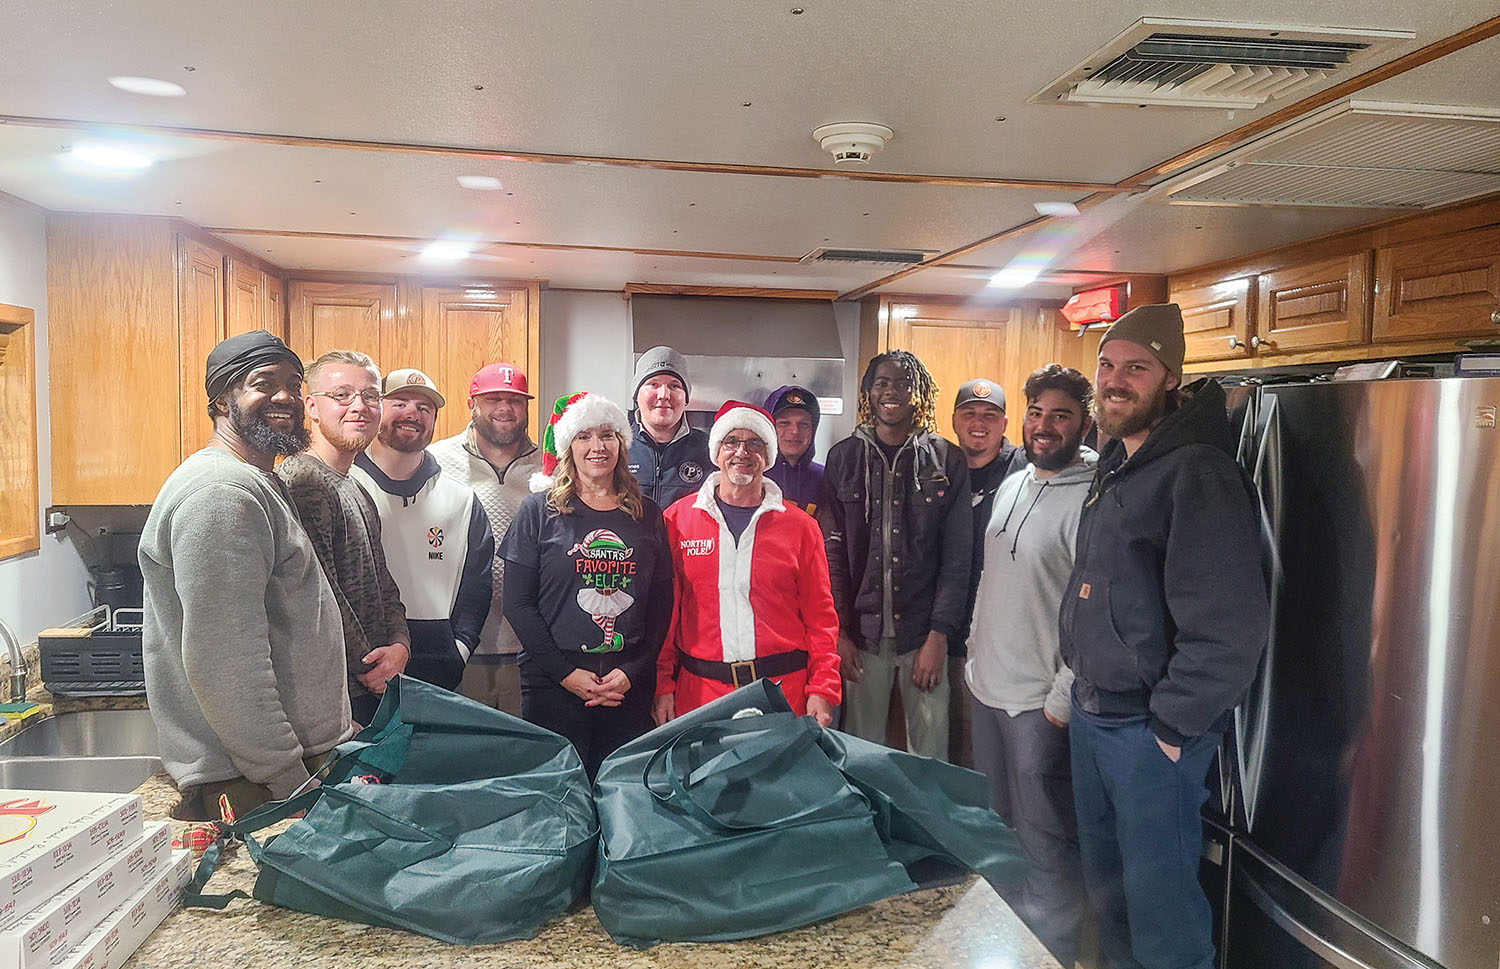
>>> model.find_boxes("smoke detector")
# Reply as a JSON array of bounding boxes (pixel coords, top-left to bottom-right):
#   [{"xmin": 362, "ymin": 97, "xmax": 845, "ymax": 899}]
[{"xmin": 813, "ymin": 122, "xmax": 894, "ymax": 165}]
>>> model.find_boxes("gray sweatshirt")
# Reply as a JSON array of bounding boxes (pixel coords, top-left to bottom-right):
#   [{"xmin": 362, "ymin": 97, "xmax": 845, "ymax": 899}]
[
  {"xmin": 966, "ymin": 447, "xmax": 1098, "ymax": 724},
  {"xmin": 140, "ymin": 448, "xmax": 354, "ymax": 799}
]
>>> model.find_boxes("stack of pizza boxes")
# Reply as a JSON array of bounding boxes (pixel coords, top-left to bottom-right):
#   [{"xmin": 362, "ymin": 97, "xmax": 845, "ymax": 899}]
[{"xmin": 0, "ymin": 791, "xmax": 190, "ymax": 969}]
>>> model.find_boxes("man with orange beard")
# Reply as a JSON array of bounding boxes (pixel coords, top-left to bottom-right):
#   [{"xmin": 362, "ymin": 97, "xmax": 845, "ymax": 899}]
[{"xmin": 278, "ymin": 350, "xmax": 410, "ymax": 724}]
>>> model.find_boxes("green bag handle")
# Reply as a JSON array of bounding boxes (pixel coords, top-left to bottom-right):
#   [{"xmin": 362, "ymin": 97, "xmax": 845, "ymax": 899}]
[
  {"xmin": 184, "ymin": 786, "xmax": 324, "ymax": 909},
  {"xmin": 644, "ymin": 716, "xmax": 840, "ymax": 831}
]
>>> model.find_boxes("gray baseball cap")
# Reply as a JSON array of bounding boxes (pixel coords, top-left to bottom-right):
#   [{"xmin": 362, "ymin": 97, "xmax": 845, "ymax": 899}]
[
  {"xmin": 633, "ymin": 345, "xmax": 691, "ymax": 402},
  {"xmin": 953, "ymin": 378, "xmax": 1006, "ymax": 413}
]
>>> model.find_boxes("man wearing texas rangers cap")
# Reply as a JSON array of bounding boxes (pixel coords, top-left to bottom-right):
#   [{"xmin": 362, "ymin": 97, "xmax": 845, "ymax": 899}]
[
  {"xmin": 430, "ymin": 362, "xmax": 542, "ymax": 714},
  {"xmin": 653, "ymin": 400, "xmax": 840, "ymax": 726}
]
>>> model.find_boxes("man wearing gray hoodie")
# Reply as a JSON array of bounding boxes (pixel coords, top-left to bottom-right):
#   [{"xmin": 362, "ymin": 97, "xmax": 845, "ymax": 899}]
[{"xmin": 968, "ymin": 363, "xmax": 1096, "ymax": 969}]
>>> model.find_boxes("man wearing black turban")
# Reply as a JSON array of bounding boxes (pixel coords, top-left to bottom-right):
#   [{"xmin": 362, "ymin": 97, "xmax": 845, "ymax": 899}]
[{"xmin": 139, "ymin": 331, "xmax": 355, "ymax": 820}]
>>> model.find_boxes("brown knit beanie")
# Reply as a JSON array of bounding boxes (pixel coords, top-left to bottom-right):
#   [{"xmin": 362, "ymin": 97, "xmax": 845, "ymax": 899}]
[{"xmin": 1099, "ymin": 303, "xmax": 1186, "ymax": 376}]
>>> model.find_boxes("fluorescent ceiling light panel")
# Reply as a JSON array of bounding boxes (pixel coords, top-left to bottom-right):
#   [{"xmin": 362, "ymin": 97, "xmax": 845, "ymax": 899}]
[
  {"xmin": 69, "ymin": 144, "xmax": 155, "ymax": 170},
  {"xmin": 421, "ymin": 241, "xmax": 472, "ymax": 263},
  {"xmin": 456, "ymin": 175, "xmax": 503, "ymax": 191},
  {"xmin": 107, "ymin": 76, "xmax": 186, "ymax": 97},
  {"xmin": 1033, "ymin": 201, "xmax": 1081, "ymax": 217},
  {"xmin": 989, "ymin": 266, "xmax": 1042, "ymax": 289}
]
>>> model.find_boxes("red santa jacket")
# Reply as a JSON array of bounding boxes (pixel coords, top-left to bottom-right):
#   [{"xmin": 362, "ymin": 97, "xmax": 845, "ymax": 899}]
[{"xmin": 658, "ymin": 474, "xmax": 841, "ymax": 715}]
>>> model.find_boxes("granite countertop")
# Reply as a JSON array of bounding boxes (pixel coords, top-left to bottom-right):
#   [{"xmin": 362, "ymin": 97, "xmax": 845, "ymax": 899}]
[{"xmin": 1, "ymin": 645, "xmax": 1059, "ymax": 969}]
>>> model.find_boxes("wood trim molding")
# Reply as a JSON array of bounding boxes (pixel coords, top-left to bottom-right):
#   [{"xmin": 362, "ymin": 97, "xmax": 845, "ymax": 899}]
[
  {"xmin": 0, "ymin": 301, "xmax": 40, "ymax": 559},
  {"xmin": 624, "ymin": 283, "xmax": 836, "ymax": 300},
  {"xmin": 0, "ymin": 115, "xmax": 1118, "ymax": 193},
  {"xmin": 283, "ymin": 268, "xmax": 546, "ymax": 289},
  {"xmin": 1118, "ymin": 14, "xmax": 1500, "ymax": 188}
]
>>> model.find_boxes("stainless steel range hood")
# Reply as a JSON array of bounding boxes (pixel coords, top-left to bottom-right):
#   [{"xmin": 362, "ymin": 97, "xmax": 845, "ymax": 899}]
[{"xmin": 629, "ymin": 294, "xmax": 847, "ymax": 441}]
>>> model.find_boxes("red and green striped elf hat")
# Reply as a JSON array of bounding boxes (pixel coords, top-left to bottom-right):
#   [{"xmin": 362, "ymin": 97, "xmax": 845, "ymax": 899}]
[{"xmin": 529, "ymin": 392, "xmax": 633, "ymax": 493}]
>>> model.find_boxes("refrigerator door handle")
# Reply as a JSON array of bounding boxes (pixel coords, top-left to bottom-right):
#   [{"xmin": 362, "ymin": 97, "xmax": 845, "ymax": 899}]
[
  {"xmin": 1234, "ymin": 841, "xmax": 1442, "ymax": 969},
  {"xmin": 1236, "ymin": 393, "xmax": 1281, "ymax": 831}
]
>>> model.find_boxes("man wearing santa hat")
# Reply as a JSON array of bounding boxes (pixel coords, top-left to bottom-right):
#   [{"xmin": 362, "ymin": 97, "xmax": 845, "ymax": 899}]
[{"xmin": 653, "ymin": 401, "xmax": 841, "ymax": 726}]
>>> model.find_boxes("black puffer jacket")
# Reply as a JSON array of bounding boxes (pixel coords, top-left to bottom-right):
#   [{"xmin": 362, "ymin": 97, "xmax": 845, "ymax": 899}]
[
  {"xmin": 1059, "ymin": 378, "xmax": 1269, "ymax": 744},
  {"xmin": 818, "ymin": 427, "xmax": 972, "ymax": 654}
]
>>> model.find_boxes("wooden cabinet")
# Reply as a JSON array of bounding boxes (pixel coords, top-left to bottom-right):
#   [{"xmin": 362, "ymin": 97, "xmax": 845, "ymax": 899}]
[
  {"xmin": 1169, "ymin": 276, "xmax": 1254, "ymax": 364},
  {"xmin": 288, "ymin": 278, "xmax": 540, "ymax": 439},
  {"xmin": 1254, "ymin": 253, "xmax": 1370, "ymax": 354},
  {"xmin": 46, "ymin": 215, "xmax": 286, "ymax": 504},
  {"xmin": 262, "ymin": 273, "xmax": 284, "ymax": 339},
  {"xmin": 1372, "ymin": 225, "xmax": 1500, "ymax": 342},
  {"xmin": 0, "ymin": 301, "xmax": 39, "ymax": 559}
]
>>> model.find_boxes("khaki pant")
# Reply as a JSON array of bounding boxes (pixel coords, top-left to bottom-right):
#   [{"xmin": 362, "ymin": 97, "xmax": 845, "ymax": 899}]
[
  {"xmin": 459, "ymin": 658, "xmax": 522, "ymax": 717},
  {"xmin": 171, "ymin": 754, "xmax": 329, "ymax": 822},
  {"xmin": 842, "ymin": 637, "xmax": 950, "ymax": 761}
]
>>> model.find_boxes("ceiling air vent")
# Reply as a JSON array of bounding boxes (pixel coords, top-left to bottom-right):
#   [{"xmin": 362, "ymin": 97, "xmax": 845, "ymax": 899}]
[
  {"xmin": 1032, "ymin": 19, "xmax": 1413, "ymax": 109},
  {"xmin": 799, "ymin": 247, "xmax": 932, "ymax": 267}
]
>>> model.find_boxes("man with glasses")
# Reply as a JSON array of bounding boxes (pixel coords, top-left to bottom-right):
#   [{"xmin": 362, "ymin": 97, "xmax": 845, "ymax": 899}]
[
  {"xmin": 141, "ymin": 332, "xmax": 355, "ymax": 820},
  {"xmin": 428, "ymin": 362, "xmax": 541, "ymax": 715},
  {"xmin": 352, "ymin": 368, "xmax": 495, "ymax": 695},
  {"xmin": 654, "ymin": 401, "xmax": 840, "ymax": 725},
  {"xmin": 278, "ymin": 349, "xmax": 411, "ymax": 725},
  {"xmin": 818, "ymin": 350, "xmax": 971, "ymax": 760}
]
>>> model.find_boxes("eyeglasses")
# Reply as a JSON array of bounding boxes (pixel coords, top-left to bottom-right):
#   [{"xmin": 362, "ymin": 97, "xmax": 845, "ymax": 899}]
[
  {"xmin": 310, "ymin": 389, "xmax": 383, "ymax": 407},
  {"xmin": 719, "ymin": 436, "xmax": 768, "ymax": 455}
]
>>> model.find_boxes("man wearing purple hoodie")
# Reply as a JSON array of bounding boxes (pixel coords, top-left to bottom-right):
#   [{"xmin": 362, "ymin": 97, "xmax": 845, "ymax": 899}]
[{"xmin": 763, "ymin": 386, "xmax": 825, "ymax": 516}]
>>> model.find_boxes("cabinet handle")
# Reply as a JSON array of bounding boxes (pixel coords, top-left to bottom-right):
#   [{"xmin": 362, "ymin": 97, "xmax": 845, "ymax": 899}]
[
  {"xmin": 1250, "ymin": 336, "xmax": 1276, "ymax": 350},
  {"xmin": 1491, "ymin": 308, "xmax": 1500, "ymax": 325},
  {"xmin": 1228, "ymin": 336, "xmax": 1245, "ymax": 350}
]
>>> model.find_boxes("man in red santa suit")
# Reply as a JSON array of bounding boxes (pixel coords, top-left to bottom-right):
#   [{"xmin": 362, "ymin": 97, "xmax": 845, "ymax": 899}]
[{"xmin": 653, "ymin": 400, "xmax": 841, "ymax": 726}]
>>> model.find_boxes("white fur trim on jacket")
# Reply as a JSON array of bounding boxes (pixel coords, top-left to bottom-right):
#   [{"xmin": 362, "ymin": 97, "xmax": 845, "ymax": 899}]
[{"xmin": 708, "ymin": 406, "xmax": 778, "ymax": 468}]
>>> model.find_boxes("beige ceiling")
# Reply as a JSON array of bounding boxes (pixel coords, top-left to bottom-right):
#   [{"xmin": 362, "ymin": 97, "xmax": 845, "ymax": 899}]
[{"xmin": 1, "ymin": 1, "xmax": 1497, "ymax": 297}]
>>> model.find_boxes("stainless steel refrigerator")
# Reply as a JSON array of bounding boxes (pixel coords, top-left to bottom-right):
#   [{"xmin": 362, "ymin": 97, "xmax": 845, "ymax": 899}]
[{"xmin": 1209, "ymin": 375, "xmax": 1500, "ymax": 969}]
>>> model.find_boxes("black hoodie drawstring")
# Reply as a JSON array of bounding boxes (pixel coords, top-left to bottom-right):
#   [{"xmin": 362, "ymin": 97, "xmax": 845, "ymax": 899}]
[{"xmin": 995, "ymin": 478, "xmax": 1049, "ymax": 559}]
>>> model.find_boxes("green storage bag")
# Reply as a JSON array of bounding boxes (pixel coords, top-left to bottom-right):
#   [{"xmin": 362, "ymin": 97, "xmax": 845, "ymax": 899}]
[
  {"xmin": 590, "ymin": 680, "xmax": 1026, "ymax": 947},
  {"xmin": 186, "ymin": 675, "xmax": 599, "ymax": 944}
]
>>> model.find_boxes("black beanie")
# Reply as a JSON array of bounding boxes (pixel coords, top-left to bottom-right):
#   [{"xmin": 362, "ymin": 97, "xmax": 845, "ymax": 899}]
[{"xmin": 204, "ymin": 331, "xmax": 303, "ymax": 400}]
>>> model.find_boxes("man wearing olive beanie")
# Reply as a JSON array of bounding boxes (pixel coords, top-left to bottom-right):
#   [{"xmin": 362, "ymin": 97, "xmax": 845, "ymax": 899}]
[{"xmin": 1059, "ymin": 303, "xmax": 1268, "ymax": 969}]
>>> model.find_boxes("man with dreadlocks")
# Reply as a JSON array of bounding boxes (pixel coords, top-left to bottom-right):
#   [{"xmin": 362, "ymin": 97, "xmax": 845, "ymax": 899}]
[{"xmin": 817, "ymin": 350, "xmax": 972, "ymax": 760}]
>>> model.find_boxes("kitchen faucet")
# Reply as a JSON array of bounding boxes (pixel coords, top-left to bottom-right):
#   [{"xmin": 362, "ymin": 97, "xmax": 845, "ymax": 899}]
[{"xmin": 0, "ymin": 619, "xmax": 24, "ymax": 702}]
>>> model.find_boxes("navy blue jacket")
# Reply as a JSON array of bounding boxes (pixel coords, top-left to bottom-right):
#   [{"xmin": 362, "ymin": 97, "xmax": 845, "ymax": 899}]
[
  {"xmin": 626, "ymin": 417, "xmax": 711, "ymax": 509},
  {"xmin": 1059, "ymin": 378, "xmax": 1269, "ymax": 744}
]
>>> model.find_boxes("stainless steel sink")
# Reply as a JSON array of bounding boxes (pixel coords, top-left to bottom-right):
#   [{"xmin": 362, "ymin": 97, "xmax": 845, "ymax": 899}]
[
  {"xmin": 0, "ymin": 756, "xmax": 161, "ymax": 793},
  {"xmin": 0, "ymin": 710, "xmax": 159, "ymax": 757},
  {"xmin": 0, "ymin": 710, "xmax": 162, "ymax": 793}
]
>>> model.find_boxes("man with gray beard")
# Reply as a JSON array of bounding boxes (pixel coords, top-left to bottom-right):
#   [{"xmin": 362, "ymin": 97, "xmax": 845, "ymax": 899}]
[
  {"xmin": 141, "ymin": 331, "xmax": 354, "ymax": 820},
  {"xmin": 429, "ymin": 362, "xmax": 542, "ymax": 714},
  {"xmin": 278, "ymin": 350, "xmax": 411, "ymax": 725},
  {"xmin": 353, "ymin": 368, "xmax": 494, "ymax": 694}
]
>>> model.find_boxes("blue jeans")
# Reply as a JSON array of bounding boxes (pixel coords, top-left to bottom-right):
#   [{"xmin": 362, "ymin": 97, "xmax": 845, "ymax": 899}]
[{"xmin": 1070, "ymin": 702, "xmax": 1218, "ymax": 969}]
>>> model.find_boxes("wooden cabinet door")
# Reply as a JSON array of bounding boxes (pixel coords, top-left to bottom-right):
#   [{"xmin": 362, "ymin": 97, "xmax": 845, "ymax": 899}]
[
  {"xmin": 1372, "ymin": 225, "xmax": 1500, "ymax": 342},
  {"xmin": 286, "ymin": 280, "xmax": 397, "ymax": 369},
  {"xmin": 178, "ymin": 235, "xmax": 226, "ymax": 458},
  {"xmin": 887, "ymin": 301, "xmax": 1014, "ymax": 444},
  {"xmin": 420, "ymin": 285, "xmax": 533, "ymax": 442},
  {"xmin": 1170, "ymin": 276, "xmax": 1254, "ymax": 364},
  {"xmin": 1255, "ymin": 253, "xmax": 1371, "ymax": 353},
  {"xmin": 225, "ymin": 258, "xmax": 263, "ymax": 338},
  {"xmin": 262, "ymin": 273, "xmax": 285, "ymax": 340}
]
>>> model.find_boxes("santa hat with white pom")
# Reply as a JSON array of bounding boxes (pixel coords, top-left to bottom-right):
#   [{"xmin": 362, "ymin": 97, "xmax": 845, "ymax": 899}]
[{"xmin": 529, "ymin": 391, "xmax": 634, "ymax": 493}]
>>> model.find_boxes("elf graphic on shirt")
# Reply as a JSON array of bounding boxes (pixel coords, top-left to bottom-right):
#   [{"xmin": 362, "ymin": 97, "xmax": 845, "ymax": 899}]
[{"xmin": 568, "ymin": 528, "xmax": 637, "ymax": 652}]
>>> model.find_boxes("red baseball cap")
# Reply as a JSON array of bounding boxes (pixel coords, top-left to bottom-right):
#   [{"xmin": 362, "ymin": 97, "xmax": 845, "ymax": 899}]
[{"xmin": 469, "ymin": 362, "xmax": 534, "ymax": 400}]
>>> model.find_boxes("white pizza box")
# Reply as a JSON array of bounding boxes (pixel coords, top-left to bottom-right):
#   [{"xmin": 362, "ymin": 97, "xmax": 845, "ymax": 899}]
[
  {"xmin": 0, "ymin": 792, "xmax": 143, "ymax": 927},
  {"xmin": 0, "ymin": 822, "xmax": 172, "ymax": 969},
  {"xmin": 53, "ymin": 851, "xmax": 190, "ymax": 969}
]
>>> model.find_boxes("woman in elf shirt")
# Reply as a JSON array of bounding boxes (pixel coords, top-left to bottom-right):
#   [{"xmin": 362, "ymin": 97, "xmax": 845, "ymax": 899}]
[{"xmin": 500, "ymin": 392, "xmax": 673, "ymax": 777}]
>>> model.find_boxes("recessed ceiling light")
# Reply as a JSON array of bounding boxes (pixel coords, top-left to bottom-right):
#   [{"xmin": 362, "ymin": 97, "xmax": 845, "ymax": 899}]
[
  {"xmin": 421, "ymin": 241, "xmax": 471, "ymax": 263},
  {"xmin": 989, "ymin": 266, "xmax": 1041, "ymax": 289},
  {"xmin": 69, "ymin": 144, "xmax": 154, "ymax": 170},
  {"xmin": 1033, "ymin": 201, "xmax": 1080, "ymax": 217},
  {"xmin": 108, "ymin": 76, "xmax": 186, "ymax": 97},
  {"xmin": 456, "ymin": 175, "xmax": 503, "ymax": 191}
]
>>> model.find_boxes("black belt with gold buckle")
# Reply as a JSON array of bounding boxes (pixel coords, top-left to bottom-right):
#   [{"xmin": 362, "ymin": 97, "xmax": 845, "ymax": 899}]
[{"xmin": 677, "ymin": 649, "xmax": 810, "ymax": 688}]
